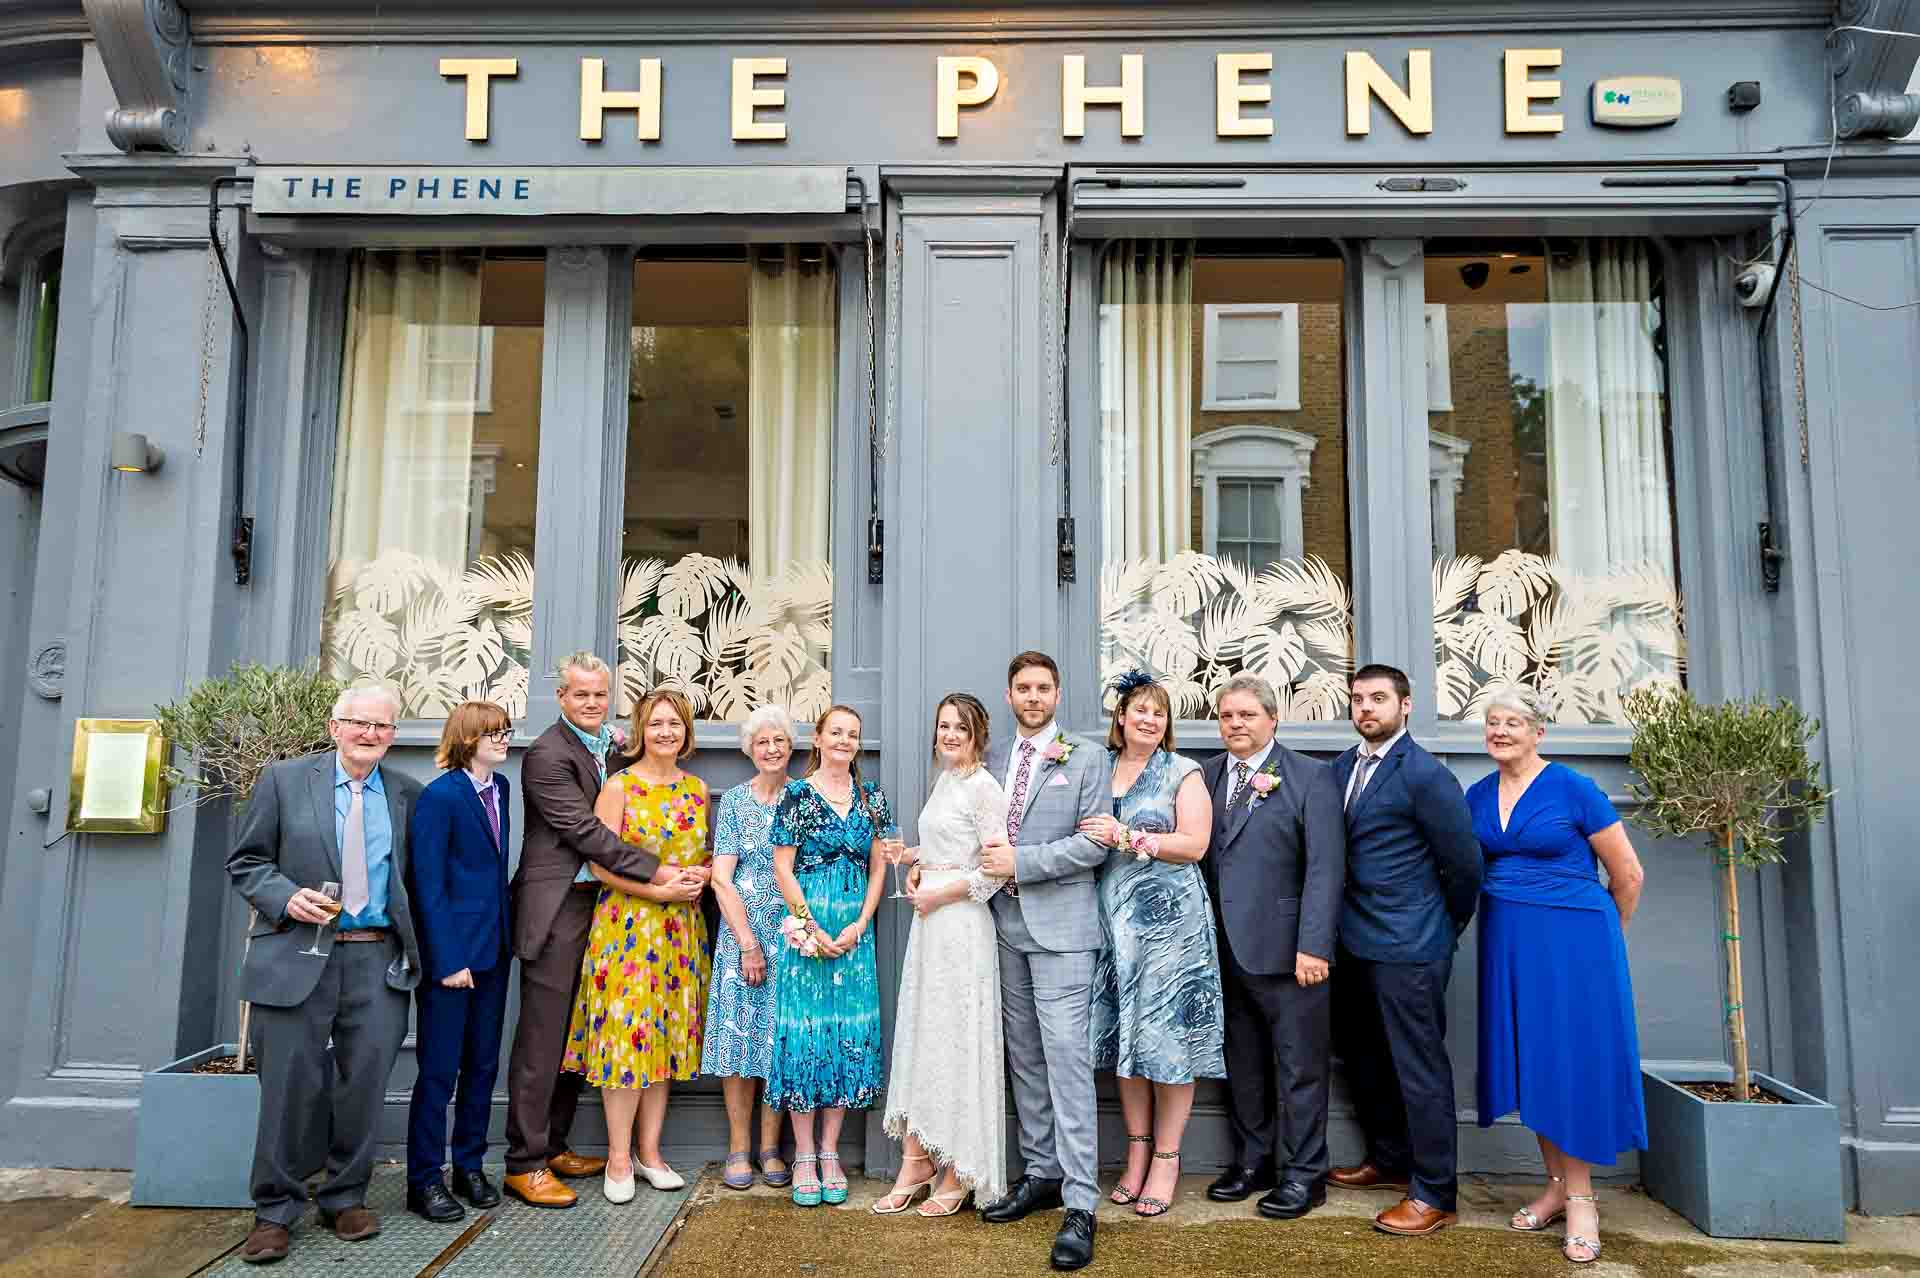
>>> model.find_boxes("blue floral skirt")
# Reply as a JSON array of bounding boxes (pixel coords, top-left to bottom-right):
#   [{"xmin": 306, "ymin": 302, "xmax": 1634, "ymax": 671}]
[{"xmin": 764, "ymin": 859, "xmax": 883, "ymax": 1111}]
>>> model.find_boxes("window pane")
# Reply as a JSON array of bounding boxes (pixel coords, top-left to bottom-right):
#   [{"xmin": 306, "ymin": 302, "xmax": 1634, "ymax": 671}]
[
  {"xmin": 26, "ymin": 249, "xmax": 60, "ymax": 403},
  {"xmin": 1214, "ymin": 312, "xmax": 1274, "ymax": 361},
  {"xmin": 1426, "ymin": 241, "xmax": 1683, "ymax": 724},
  {"xmin": 619, "ymin": 247, "xmax": 834, "ymax": 723},
  {"xmin": 321, "ymin": 250, "xmax": 543, "ymax": 718},
  {"xmin": 1214, "ymin": 359, "xmax": 1281, "ymax": 403},
  {"xmin": 1101, "ymin": 241, "xmax": 1353, "ymax": 722}
]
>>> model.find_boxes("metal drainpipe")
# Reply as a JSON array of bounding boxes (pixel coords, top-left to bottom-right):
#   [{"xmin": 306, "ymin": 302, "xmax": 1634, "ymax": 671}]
[{"xmin": 209, "ymin": 175, "xmax": 254, "ymax": 586}]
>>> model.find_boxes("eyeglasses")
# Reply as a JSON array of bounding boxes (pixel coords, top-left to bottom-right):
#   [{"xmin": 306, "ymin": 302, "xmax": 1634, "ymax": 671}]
[
  {"xmin": 334, "ymin": 717, "xmax": 397, "ymax": 734},
  {"xmin": 483, "ymin": 728, "xmax": 514, "ymax": 744}
]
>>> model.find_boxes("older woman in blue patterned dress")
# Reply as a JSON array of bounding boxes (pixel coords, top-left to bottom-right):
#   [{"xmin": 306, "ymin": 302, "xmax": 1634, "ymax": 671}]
[
  {"xmin": 766, "ymin": 704, "xmax": 893, "ymax": 1208},
  {"xmin": 1081, "ymin": 672, "xmax": 1225, "ymax": 1218},
  {"xmin": 703, "ymin": 705, "xmax": 798, "ymax": 1191}
]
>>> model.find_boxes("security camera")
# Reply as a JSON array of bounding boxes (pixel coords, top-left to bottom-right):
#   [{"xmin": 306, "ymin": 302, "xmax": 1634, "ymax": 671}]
[{"xmin": 1733, "ymin": 262, "xmax": 1776, "ymax": 309}]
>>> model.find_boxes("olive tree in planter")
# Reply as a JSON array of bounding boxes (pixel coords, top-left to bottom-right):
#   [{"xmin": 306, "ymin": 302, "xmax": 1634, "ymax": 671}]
[
  {"xmin": 131, "ymin": 664, "xmax": 339, "ymax": 1209},
  {"xmin": 1623, "ymin": 686, "xmax": 1841, "ymax": 1242}
]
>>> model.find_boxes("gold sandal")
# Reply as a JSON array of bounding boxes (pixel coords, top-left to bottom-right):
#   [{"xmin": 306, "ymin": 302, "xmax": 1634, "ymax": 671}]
[
  {"xmin": 1562, "ymin": 1192, "xmax": 1602, "ymax": 1264},
  {"xmin": 1511, "ymin": 1174, "xmax": 1566, "ymax": 1232}
]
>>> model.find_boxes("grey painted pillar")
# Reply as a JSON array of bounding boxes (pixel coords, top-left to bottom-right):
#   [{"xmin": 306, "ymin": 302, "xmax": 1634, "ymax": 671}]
[
  {"xmin": 871, "ymin": 172, "xmax": 1059, "ymax": 1171},
  {"xmin": 1, "ymin": 159, "xmax": 247, "ymax": 1164}
]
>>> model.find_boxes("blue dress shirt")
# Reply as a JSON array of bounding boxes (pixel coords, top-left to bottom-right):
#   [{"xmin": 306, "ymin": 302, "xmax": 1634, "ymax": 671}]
[
  {"xmin": 564, "ymin": 716, "xmax": 613, "ymax": 883},
  {"xmin": 334, "ymin": 756, "xmax": 393, "ymax": 929}
]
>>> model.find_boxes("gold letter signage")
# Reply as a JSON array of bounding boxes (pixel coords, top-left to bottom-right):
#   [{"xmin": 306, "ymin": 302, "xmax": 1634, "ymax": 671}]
[
  {"xmin": 732, "ymin": 56, "xmax": 789, "ymax": 141},
  {"xmin": 1062, "ymin": 53, "xmax": 1145, "ymax": 138},
  {"xmin": 1215, "ymin": 52, "xmax": 1274, "ymax": 137},
  {"xmin": 1504, "ymin": 48, "xmax": 1565, "ymax": 133},
  {"xmin": 439, "ymin": 57, "xmax": 517, "ymax": 141},
  {"xmin": 1344, "ymin": 50, "xmax": 1433, "ymax": 136},
  {"xmin": 579, "ymin": 57, "xmax": 662, "ymax": 141},
  {"xmin": 936, "ymin": 55, "xmax": 1001, "ymax": 138}
]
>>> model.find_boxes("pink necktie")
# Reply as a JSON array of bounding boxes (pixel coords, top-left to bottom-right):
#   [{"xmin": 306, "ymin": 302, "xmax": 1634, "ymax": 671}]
[{"xmin": 342, "ymin": 779, "xmax": 371, "ymax": 917}]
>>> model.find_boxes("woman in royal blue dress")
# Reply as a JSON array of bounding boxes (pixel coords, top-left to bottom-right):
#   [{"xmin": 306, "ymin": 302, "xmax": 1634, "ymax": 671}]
[
  {"xmin": 766, "ymin": 704, "xmax": 893, "ymax": 1207},
  {"xmin": 1468, "ymin": 685, "xmax": 1647, "ymax": 1266}
]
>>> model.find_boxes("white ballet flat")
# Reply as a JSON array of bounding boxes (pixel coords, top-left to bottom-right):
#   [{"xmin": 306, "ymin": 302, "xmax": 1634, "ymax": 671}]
[
  {"xmin": 602, "ymin": 1170, "xmax": 636, "ymax": 1204},
  {"xmin": 636, "ymin": 1162, "xmax": 685, "ymax": 1191}
]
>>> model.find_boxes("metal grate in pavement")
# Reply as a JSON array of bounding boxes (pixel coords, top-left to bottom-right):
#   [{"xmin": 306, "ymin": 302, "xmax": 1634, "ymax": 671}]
[{"xmin": 200, "ymin": 1163, "xmax": 694, "ymax": 1278}]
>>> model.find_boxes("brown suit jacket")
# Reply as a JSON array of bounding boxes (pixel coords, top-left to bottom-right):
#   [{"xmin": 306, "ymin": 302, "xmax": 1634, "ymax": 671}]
[{"xmin": 511, "ymin": 720, "xmax": 662, "ymax": 961}]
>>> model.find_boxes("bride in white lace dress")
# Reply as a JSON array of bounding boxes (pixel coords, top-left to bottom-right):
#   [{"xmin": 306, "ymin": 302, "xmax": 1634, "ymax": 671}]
[{"xmin": 875, "ymin": 694, "xmax": 1011, "ymax": 1217}]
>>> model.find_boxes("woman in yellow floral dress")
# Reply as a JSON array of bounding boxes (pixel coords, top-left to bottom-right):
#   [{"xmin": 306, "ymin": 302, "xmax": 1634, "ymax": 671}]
[{"xmin": 563, "ymin": 688, "xmax": 712, "ymax": 1203}]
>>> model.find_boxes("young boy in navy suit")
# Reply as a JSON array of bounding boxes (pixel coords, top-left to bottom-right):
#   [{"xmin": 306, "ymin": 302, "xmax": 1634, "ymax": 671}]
[{"xmin": 405, "ymin": 701, "xmax": 516, "ymax": 1222}]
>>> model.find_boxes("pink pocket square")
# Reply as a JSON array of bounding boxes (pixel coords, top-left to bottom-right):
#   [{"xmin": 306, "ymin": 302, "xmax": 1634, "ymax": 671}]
[{"xmin": 1045, "ymin": 773, "xmax": 1071, "ymax": 787}]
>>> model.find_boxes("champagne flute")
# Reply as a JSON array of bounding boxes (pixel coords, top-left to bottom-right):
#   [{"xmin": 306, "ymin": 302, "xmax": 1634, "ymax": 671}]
[
  {"xmin": 299, "ymin": 881, "xmax": 343, "ymax": 958},
  {"xmin": 884, "ymin": 835, "xmax": 909, "ymax": 899}
]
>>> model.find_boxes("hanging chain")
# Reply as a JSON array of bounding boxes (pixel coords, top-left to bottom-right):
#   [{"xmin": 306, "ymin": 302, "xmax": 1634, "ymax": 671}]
[
  {"xmin": 864, "ymin": 210, "xmax": 880, "ymax": 465},
  {"xmin": 1042, "ymin": 224, "xmax": 1060, "ymax": 465},
  {"xmin": 1788, "ymin": 240, "xmax": 1810, "ymax": 469},
  {"xmin": 886, "ymin": 221, "xmax": 901, "ymax": 463},
  {"xmin": 192, "ymin": 231, "xmax": 223, "ymax": 457}
]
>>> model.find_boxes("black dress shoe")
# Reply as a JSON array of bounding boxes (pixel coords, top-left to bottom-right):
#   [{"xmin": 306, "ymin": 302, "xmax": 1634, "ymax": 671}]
[
  {"xmin": 1050, "ymin": 1209, "xmax": 1096, "ymax": 1271},
  {"xmin": 452, "ymin": 1168, "xmax": 501, "ymax": 1208},
  {"xmin": 1206, "ymin": 1164, "xmax": 1277, "ymax": 1202},
  {"xmin": 1257, "ymin": 1178, "xmax": 1327, "ymax": 1220},
  {"xmin": 407, "ymin": 1180, "xmax": 466, "ymax": 1223},
  {"xmin": 980, "ymin": 1174, "xmax": 1065, "ymax": 1223}
]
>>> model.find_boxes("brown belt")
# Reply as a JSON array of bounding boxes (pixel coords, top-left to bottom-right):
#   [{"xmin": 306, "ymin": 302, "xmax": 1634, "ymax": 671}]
[{"xmin": 334, "ymin": 929, "xmax": 390, "ymax": 943}]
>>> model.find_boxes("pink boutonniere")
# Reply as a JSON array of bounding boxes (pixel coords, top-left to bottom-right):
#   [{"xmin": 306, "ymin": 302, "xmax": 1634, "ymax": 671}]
[
  {"xmin": 1246, "ymin": 760, "xmax": 1283, "ymax": 807},
  {"xmin": 1249, "ymin": 773, "xmax": 1276, "ymax": 796},
  {"xmin": 1042, "ymin": 734, "xmax": 1075, "ymax": 766}
]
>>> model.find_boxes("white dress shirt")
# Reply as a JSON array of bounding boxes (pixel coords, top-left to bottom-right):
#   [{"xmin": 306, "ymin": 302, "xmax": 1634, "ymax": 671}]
[
  {"xmin": 1219, "ymin": 738, "xmax": 1277, "ymax": 810},
  {"xmin": 1002, "ymin": 718, "xmax": 1059, "ymax": 795},
  {"xmin": 1343, "ymin": 726, "xmax": 1407, "ymax": 809}
]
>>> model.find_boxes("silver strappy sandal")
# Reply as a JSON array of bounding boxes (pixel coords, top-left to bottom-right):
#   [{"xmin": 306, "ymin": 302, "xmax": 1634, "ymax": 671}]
[
  {"xmin": 1562, "ymin": 1192, "xmax": 1602, "ymax": 1264},
  {"xmin": 1510, "ymin": 1174, "xmax": 1566, "ymax": 1231}
]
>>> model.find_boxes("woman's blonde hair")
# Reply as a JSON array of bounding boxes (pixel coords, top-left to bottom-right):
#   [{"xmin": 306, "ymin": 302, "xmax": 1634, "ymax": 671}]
[
  {"xmin": 435, "ymin": 700, "xmax": 509, "ymax": 771},
  {"xmin": 630, "ymin": 688, "xmax": 696, "ymax": 761}
]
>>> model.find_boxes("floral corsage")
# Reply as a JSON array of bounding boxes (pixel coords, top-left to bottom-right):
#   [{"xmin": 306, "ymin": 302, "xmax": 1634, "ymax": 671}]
[
  {"xmin": 1042, "ymin": 733, "xmax": 1076, "ymax": 766},
  {"xmin": 780, "ymin": 914, "xmax": 822, "ymax": 958},
  {"xmin": 1247, "ymin": 761, "xmax": 1282, "ymax": 807},
  {"xmin": 1127, "ymin": 828, "xmax": 1162, "ymax": 862}
]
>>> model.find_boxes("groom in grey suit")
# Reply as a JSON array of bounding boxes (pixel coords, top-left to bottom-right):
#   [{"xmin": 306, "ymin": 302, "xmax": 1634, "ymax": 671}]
[
  {"xmin": 226, "ymin": 684, "xmax": 424, "ymax": 1264},
  {"xmin": 977, "ymin": 650, "xmax": 1111, "ymax": 1272}
]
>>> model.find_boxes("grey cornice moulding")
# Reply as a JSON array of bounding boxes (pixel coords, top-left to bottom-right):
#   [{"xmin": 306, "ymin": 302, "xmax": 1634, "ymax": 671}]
[
  {"xmin": 81, "ymin": 0, "xmax": 193, "ymax": 153},
  {"xmin": 1833, "ymin": 0, "xmax": 1920, "ymax": 137}
]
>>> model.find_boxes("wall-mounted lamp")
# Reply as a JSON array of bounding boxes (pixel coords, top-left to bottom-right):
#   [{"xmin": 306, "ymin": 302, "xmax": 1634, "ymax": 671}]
[{"xmin": 110, "ymin": 432, "xmax": 165, "ymax": 474}]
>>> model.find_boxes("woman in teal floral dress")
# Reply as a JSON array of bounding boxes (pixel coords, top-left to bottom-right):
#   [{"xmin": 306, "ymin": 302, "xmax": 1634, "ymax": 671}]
[{"xmin": 767, "ymin": 704, "xmax": 893, "ymax": 1207}]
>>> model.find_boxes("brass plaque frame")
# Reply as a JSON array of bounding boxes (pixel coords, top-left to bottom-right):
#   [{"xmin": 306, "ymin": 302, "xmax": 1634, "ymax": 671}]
[{"xmin": 66, "ymin": 718, "xmax": 169, "ymax": 835}]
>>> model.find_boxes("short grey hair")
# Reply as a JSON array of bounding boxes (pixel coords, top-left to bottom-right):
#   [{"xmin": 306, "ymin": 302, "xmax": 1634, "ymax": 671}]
[
  {"xmin": 738, "ymin": 704, "xmax": 797, "ymax": 756},
  {"xmin": 1216, "ymin": 674, "xmax": 1279, "ymax": 719},
  {"xmin": 332, "ymin": 682, "xmax": 403, "ymax": 721},
  {"xmin": 1485, "ymin": 683, "xmax": 1553, "ymax": 727},
  {"xmin": 556, "ymin": 650, "xmax": 611, "ymax": 689}
]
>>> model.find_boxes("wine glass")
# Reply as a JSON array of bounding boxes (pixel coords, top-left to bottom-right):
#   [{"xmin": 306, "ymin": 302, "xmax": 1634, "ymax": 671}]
[
  {"xmin": 299, "ymin": 881, "xmax": 343, "ymax": 958},
  {"xmin": 883, "ymin": 835, "xmax": 910, "ymax": 899}
]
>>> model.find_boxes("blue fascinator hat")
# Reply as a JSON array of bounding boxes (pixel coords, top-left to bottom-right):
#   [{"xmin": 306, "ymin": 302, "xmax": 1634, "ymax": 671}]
[{"xmin": 1107, "ymin": 668, "xmax": 1159, "ymax": 700}]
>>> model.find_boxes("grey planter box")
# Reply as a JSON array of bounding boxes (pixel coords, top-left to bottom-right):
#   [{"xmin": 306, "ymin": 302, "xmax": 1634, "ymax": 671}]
[
  {"xmin": 131, "ymin": 1044, "xmax": 259, "ymax": 1209},
  {"xmin": 1641, "ymin": 1065, "xmax": 1844, "ymax": 1242}
]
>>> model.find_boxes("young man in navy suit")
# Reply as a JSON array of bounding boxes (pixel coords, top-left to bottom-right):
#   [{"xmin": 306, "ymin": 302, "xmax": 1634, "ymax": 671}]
[
  {"xmin": 1328, "ymin": 664, "xmax": 1482, "ymax": 1237},
  {"xmin": 405, "ymin": 701, "xmax": 516, "ymax": 1223}
]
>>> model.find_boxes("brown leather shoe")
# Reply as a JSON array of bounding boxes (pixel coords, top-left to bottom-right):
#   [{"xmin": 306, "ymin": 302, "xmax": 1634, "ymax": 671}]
[
  {"xmin": 319, "ymin": 1206, "xmax": 381, "ymax": 1242},
  {"xmin": 240, "ymin": 1220, "xmax": 289, "ymax": 1264},
  {"xmin": 1373, "ymin": 1197, "xmax": 1458, "ymax": 1236},
  {"xmin": 505, "ymin": 1168, "xmax": 578, "ymax": 1208},
  {"xmin": 546, "ymin": 1151, "xmax": 608, "ymax": 1179},
  {"xmin": 1329, "ymin": 1162, "xmax": 1411, "ymax": 1191}
]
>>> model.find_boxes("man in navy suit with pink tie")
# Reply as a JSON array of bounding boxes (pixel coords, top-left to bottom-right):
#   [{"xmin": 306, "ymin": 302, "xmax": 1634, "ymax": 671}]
[{"xmin": 405, "ymin": 702, "xmax": 517, "ymax": 1223}]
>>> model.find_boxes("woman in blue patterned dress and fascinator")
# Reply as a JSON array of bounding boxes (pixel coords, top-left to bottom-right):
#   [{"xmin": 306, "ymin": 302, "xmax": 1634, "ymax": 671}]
[
  {"xmin": 702, "ymin": 705, "xmax": 799, "ymax": 1191},
  {"xmin": 1081, "ymin": 670, "xmax": 1226, "ymax": 1218},
  {"xmin": 765, "ymin": 704, "xmax": 894, "ymax": 1207}
]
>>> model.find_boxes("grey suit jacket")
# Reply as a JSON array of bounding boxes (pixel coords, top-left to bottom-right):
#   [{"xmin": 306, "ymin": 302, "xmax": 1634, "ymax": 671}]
[
  {"xmin": 984, "ymin": 730, "xmax": 1113, "ymax": 953},
  {"xmin": 227, "ymin": 751, "xmax": 424, "ymax": 1008},
  {"xmin": 1200, "ymin": 744, "xmax": 1346, "ymax": 977}
]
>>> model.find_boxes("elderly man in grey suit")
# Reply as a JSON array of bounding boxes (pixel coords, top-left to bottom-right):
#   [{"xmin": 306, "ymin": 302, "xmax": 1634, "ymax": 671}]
[
  {"xmin": 227, "ymin": 684, "xmax": 424, "ymax": 1265},
  {"xmin": 1200, "ymin": 674, "xmax": 1347, "ymax": 1223},
  {"xmin": 976, "ymin": 650, "xmax": 1112, "ymax": 1272}
]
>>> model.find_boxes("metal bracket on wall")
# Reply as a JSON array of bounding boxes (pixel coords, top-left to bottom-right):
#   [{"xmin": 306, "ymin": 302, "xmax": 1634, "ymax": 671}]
[
  {"xmin": 1057, "ymin": 516, "xmax": 1077, "ymax": 584},
  {"xmin": 1758, "ymin": 522, "xmax": 1784, "ymax": 593}
]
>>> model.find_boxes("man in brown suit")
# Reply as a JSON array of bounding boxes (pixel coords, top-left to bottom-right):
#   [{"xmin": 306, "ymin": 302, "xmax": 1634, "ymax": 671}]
[{"xmin": 502, "ymin": 652, "xmax": 690, "ymax": 1208}]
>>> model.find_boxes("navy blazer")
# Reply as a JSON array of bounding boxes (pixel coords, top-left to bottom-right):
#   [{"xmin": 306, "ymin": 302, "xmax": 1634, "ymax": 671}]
[
  {"xmin": 1332, "ymin": 734, "xmax": 1482, "ymax": 963},
  {"xmin": 406, "ymin": 768, "xmax": 513, "ymax": 982},
  {"xmin": 1199, "ymin": 744, "xmax": 1347, "ymax": 977}
]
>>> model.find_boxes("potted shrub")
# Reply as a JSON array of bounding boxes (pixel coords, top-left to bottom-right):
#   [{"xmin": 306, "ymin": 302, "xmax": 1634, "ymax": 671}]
[
  {"xmin": 1623, "ymin": 686, "xmax": 1841, "ymax": 1242},
  {"xmin": 131, "ymin": 664, "xmax": 340, "ymax": 1209}
]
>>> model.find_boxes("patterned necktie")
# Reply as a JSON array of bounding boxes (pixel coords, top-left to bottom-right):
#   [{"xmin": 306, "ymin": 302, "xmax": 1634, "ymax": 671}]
[
  {"xmin": 342, "ymin": 778, "xmax": 371, "ymax": 917},
  {"xmin": 1347, "ymin": 753, "xmax": 1378, "ymax": 812},
  {"xmin": 1227, "ymin": 760, "xmax": 1251, "ymax": 814},
  {"xmin": 1005, "ymin": 740, "xmax": 1038, "ymax": 841}
]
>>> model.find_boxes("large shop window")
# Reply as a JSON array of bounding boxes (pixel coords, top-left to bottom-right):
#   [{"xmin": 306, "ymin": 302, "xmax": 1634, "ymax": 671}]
[
  {"xmin": 1426, "ymin": 240, "xmax": 1683, "ymax": 724},
  {"xmin": 1100, "ymin": 241, "xmax": 1354, "ymax": 721},
  {"xmin": 618, "ymin": 247, "xmax": 835, "ymax": 723},
  {"xmin": 321, "ymin": 250, "xmax": 545, "ymax": 718}
]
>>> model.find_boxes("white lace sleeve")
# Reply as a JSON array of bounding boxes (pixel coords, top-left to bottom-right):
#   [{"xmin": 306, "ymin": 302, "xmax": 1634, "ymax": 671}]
[{"xmin": 965, "ymin": 771, "xmax": 1013, "ymax": 902}]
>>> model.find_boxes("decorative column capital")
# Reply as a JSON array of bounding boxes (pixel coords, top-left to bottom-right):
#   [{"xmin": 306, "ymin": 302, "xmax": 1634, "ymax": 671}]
[{"xmin": 81, "ymin": 0, "xmax": 194, "ymax": 153}]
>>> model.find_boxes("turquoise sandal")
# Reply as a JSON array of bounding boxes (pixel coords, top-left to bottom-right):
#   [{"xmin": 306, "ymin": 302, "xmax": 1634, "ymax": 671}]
[
  {"xmin": 819, "ymin": 1151, "xmax": 849, "ymax": 1205},
  {"xmin": 790, "ymin": 1153, "xmax": 822, "ymax": 1207}
]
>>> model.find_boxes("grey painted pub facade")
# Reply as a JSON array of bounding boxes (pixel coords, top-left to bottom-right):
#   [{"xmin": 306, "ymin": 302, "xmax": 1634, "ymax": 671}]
[{"xmin": 3, "ymin": 0, "xmax": 1918, "ymax": 1215}]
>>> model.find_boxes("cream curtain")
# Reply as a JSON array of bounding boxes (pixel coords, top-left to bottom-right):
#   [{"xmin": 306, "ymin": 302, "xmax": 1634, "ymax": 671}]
[
  {"xmin": 328, "ymin": 250, "xmax": 484, "ymax": 577},
  {"xmin": 1544, "ymin": 239, "xmax": 1673, "ymax": 576},
  {"xmin": 747, "ymin": 245, "xmax": 835, "ymax": 572},
  {"xmin": 1101, "ymin": 240, "xmax": 1194, "ymax": 563}
]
